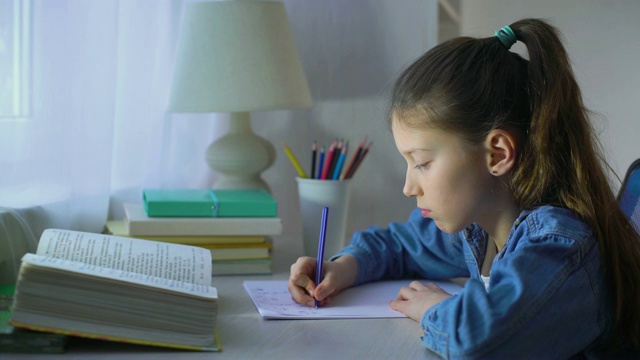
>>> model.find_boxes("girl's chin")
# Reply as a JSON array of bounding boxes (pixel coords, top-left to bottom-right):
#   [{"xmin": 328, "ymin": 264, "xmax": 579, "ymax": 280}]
[
  {"xmin": 434, "ymin": 220, "xmax": 448, "ymax": 232},
  {"xmin": 434, "ymin": 220, "xmax": 464, "ymax": 234}
]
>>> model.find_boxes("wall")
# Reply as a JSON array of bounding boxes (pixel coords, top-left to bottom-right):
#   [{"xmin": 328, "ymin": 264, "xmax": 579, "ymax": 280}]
[
  {"xmin": 251, "ymin": 0, "xmax": 439, "ymax": 242},
  {"xmin": 459, "ymin": 0, "xmax": 640, "ymax": 190}
]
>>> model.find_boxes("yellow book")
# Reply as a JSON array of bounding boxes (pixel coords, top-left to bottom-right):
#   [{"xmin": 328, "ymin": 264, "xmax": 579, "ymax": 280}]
[
  {"xmin": 199, "ymin": 241, "xmax": 273, "ymax": 261},
  {"xmin": 105, "ymin": 220, "xmax": 265, "ymax": 245},
  {"xmin": 10, "ymin": 229, "xmax": 220, "ymax": 351},
  {"xmin": 211, "ymin": 259, "xmax": 272, "ymax": 276}
]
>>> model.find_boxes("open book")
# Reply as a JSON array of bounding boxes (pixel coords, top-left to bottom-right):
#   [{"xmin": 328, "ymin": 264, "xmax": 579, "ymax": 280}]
[{"xmin": 9, "ymin": 229, "xmax": 220, "ymax": 351}]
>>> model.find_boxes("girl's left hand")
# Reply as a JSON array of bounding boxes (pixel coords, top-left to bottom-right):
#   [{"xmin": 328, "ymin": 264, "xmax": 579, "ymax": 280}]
[{"xmin": 389, "ymin": 281, "xmax": 452, "ymax": 322}]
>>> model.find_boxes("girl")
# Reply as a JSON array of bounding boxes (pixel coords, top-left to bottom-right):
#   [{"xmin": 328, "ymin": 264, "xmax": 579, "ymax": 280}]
[{"xmin": 288, "ymin": 18, "xmax": 640, "ymax": 358}]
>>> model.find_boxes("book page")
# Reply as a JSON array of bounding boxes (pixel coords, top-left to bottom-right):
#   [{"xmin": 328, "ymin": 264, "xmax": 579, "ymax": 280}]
[
  {"xmin": 243, "ymin": 279, "xmax": 463, "ymax": 319},
  {"xmin": 19, "ymin": 254, "xmax": 218, "ymax": 299},
  {"xmin": 36, "ymin": 229, "xmax": 211, "ymax": 285}
]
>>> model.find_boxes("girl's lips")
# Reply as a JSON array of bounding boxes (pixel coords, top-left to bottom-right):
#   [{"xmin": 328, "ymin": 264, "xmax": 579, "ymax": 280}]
[{"xmin": 421, "ymin": 209, "xmax": 431, "ymax": 217}]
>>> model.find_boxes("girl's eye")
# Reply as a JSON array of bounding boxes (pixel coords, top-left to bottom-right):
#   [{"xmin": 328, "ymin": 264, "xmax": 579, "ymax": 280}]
[{"xmin": 414, "ymin": 162, "xmax": 431, "ymax": 170}]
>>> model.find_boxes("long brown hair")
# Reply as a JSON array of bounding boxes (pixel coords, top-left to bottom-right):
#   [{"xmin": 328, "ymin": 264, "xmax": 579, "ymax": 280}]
[{"xmin": 389, "ymin": 18, "xmax": 640, "ymax": 348}]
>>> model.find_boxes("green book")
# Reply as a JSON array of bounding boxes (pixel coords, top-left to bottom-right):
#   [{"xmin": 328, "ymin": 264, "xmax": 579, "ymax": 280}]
[
  {"xmin": 143, "ymin": 189, "xmax": 277, "ymax": 218},
  {"xmin": 0, "ymin": 285, "xmax": 68, "ymax": 353}
]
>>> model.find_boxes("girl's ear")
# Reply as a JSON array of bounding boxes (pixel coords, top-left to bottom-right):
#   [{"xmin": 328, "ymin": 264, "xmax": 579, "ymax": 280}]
[{"xmin": 484, "ymin": 129, "xmax": 517, "ymax": 176}]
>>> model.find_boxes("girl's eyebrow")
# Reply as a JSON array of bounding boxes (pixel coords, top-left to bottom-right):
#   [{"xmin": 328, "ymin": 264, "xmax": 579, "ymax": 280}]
[{"xmin": 403, "ymin": 148, "xmax": 434, "ymax": 155}]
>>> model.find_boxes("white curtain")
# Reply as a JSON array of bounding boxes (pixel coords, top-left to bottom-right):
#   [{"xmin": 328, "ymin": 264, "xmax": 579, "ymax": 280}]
[{"xmin": 0, "ymin": 0, "xmax": 223, "ymax": 282}]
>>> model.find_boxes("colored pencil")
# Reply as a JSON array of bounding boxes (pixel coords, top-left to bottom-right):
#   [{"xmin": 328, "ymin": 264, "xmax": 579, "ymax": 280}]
[
  {"xmin": 281, "ymin": 141, "xmax": 308, "ymax": 178},
  {"xmin": 332, "ymin": 142, "xmax": 348, "ymax": 180},
  {"xmin": 311, "ymin": 141, "xmax": 317, "ymax": 179},
  {"xmin": 327, "ymin": 140, "xmax": 342, "ymax": 179},
  {"xmin": 320, "ymin": 141, "xmax": 337, "ymax": 180},
  {"xmin": 316, "ymin": 146, "xmax": 325, "ymax": 179},
  {"xmin": 341, "ymin": 136, "xmax": 366, "ymax": 180},
  {"xmin": 346, "ymin": 141, "xmax": 371, "ymax": 179}
]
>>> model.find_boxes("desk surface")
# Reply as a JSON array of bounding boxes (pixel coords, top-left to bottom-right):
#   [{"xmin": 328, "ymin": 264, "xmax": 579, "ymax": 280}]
[{"xmin": 5, "ymin": 237, "xmax": 443, "ymax": 359}]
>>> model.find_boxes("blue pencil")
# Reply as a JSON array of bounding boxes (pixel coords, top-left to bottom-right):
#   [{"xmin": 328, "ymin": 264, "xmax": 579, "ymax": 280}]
[
  {"xmin": 315, "ymin": 206, "xmax": 329, "ymax": 308},
  {"xmin": 316, "ymin": 146, "xmax": 325, "ymax": 179},
  {"xmin": 332, "ymin": 143, "xmax": 348, "ymax": 180}
]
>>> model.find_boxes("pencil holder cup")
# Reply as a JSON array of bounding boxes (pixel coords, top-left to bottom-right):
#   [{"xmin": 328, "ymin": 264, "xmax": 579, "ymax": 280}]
[{"xmin": 296, "ymin": 178, "xmax": 352, "ymax": 258}]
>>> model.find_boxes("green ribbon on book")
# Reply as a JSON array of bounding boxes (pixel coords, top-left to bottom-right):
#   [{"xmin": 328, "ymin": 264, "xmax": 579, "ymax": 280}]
[{"xmin": 208, "ymin": 190, "xmax": 220, "ymax": 217}]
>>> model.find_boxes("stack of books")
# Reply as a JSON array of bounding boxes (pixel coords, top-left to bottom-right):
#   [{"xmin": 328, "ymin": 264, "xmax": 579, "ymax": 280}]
[{"xmin": 105, "ymin": 189, "xmax": 282, "ymax": 276}]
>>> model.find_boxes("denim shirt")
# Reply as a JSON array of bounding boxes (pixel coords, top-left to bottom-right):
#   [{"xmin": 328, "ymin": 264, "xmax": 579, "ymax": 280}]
[{"xmin": 333, "ymin": 205, "xmax": 610, "ymax": 359}]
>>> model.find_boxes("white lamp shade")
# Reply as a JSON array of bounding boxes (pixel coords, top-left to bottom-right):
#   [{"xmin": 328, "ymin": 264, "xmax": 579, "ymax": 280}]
[{"xmin": 168, "ymin": 1, "xmax": 312, "ymax": 113}]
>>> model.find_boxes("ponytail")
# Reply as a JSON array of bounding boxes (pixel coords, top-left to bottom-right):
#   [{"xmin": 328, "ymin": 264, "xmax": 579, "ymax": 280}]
[
  {"xmin": 508, "ymin": 18, "xmax": 640, "ymax": 349},
  {"xmin": 508, "ymin": 19, "xmax": 594, "ymax": 212}
]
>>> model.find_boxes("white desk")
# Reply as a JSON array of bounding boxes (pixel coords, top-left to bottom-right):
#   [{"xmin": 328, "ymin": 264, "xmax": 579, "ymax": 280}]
[{"xmin": 4, "ymin": 237, "xmax": 444, "ymax": 359}]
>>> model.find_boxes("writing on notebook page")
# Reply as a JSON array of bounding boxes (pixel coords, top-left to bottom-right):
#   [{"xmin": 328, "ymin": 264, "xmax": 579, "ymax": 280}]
[
  {"xmin": 249, "ymin": 285, "xmax": 322, "ymax": 316},
  {"xmin": 243, "ymin": 279, "xmax": 463, "ymax": 319}
]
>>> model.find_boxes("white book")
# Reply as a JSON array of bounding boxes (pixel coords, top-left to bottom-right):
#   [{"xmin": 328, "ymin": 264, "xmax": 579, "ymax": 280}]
[
  {"xmin": 123, "ymin": 203, "xmax": 283, "ymax": 236},
  {"xmin": 10, "ymin": 229, "xmax": 220, "ymax": 351}
]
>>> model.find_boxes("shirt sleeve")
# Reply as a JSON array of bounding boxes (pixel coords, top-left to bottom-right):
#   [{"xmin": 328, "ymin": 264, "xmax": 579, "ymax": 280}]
[
  {"xmin": 332, "ymin": 208, "xmax": 470, "ymax": 285},
  {"xmin": 420, "ymin": 229, "xmax": 604, "ymax": 359}
]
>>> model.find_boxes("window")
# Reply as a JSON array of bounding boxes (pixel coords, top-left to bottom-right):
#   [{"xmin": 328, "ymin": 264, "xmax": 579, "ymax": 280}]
[{"xmin": 0, "ymin": 0, "xmax": 31, "ymax": 119}]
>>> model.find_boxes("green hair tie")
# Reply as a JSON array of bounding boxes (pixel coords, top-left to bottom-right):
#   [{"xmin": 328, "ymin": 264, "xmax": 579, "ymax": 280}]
[{"xmin": 495, "ymin": 25, "xmax": 517, "ymax": 49}]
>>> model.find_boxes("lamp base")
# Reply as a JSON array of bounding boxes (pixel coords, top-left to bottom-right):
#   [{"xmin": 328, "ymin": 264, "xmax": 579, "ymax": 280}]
[{"xmin": 206, "ymin": 112, "xmax": 275, "ymax": 193}]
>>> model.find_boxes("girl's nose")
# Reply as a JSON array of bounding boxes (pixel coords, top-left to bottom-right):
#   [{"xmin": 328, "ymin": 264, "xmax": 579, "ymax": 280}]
[{"xmin": 403, "ymin": 169, "xmax": 420, "ymax": 198}]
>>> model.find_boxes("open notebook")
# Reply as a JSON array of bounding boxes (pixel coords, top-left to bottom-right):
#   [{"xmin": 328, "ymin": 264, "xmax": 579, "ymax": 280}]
[{"xmin": 243, "ymin": 279, "xmax": 463, "ymax": 319}]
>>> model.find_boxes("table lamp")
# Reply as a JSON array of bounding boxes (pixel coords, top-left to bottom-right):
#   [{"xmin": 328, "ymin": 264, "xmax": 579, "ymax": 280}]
[{"xmin": 168, "ymin": 0, "xmax": 312, "ymax": 192}]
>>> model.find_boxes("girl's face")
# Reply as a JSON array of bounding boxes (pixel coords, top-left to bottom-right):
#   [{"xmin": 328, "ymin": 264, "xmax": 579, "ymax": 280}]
[{"xmin": 392, "ymin": 119, "xmax": 496, "ymax": 234}]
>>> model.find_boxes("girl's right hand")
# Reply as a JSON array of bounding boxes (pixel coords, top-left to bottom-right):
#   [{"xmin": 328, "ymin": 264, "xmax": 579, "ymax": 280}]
[{"xmin": 288, "ymin": 254, "xmax": 358, "ymax": 307}]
